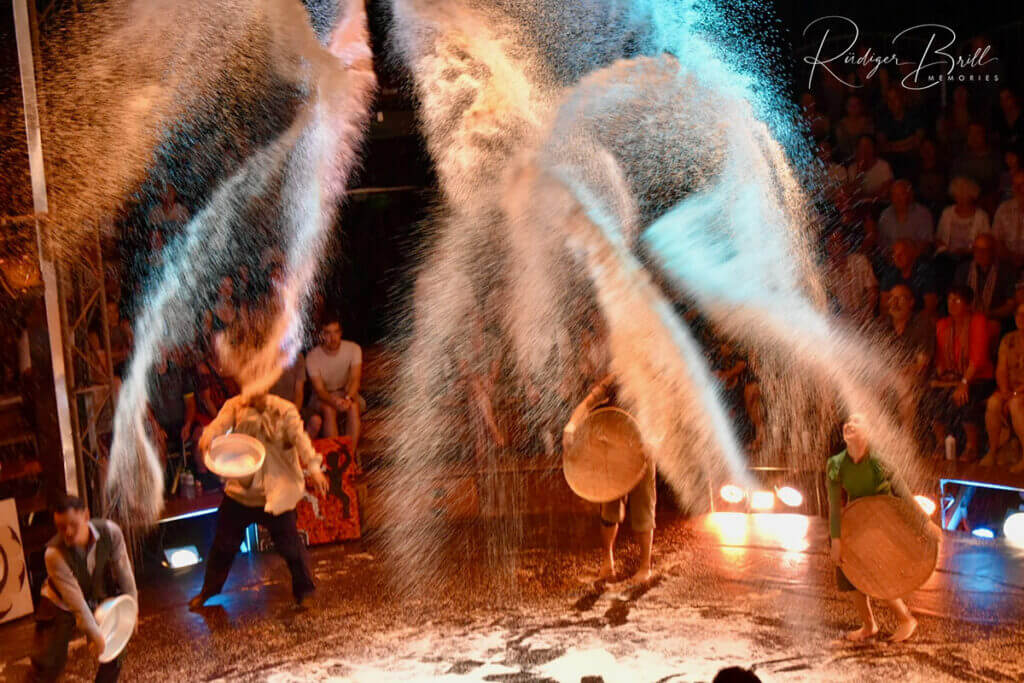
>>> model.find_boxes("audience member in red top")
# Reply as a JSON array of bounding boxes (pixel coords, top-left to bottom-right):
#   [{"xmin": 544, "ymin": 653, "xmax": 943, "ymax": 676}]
[{"xmin": 931, "ymin": 286, "xmax": 996, "ymax": 462}]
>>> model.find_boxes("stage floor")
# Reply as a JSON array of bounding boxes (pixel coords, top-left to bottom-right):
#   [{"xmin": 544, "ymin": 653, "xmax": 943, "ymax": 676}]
[{"xmin": 2, "ymin": 511, "xmax": 1023, "ymax": 682}]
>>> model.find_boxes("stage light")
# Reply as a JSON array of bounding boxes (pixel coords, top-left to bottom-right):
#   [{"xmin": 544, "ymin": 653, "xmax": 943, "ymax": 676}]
[
  {"xmin": 776, "ymin": 486, "xmax": 803, "ymax": 507},
  {"xmin": 163, "ymin": 545, "xmax": 201, "ymax": 569},
  {"xmin": 750, "ymin": 490, "xmax": 774, "ymax": 511},
  {"xmin": 914, "ymin": 495, "xmax": 937, "ymax": 517},
  {"xmin": 720, "ymin": 484, "xmax": 746, "ymax": 504},
  {"xmin": 972, "ymin": 527, "xmax": 995, "ymax": 539},
  {"xmin": 1004, "ymin": 512, "xmax": 1024, "ymax": 546}
]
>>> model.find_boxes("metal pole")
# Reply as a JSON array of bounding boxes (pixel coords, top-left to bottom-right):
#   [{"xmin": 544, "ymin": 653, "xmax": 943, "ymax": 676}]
[{"xmin": 13, "ymin": 0, "xmax": 81, "ymax": 497}]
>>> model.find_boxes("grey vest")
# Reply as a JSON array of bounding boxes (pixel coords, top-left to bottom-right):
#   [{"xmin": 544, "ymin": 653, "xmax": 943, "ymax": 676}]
[{"xmin": 47, "ymin": 519, "xmax": 114, "ymax": 608}]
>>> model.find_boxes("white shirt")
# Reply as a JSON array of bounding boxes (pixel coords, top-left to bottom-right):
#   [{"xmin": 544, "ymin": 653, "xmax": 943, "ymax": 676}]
[
  {"xmin": 847, "ymin": 158, "xmax": 894, "ymax": 197},
  {"xmin": 993, "ymin": 199, "xmax": 1024, "ymax": 257},
  {"xmin": 306, "ymin": 341, "xmax": 362, "ymax": 394},
  {"xmin": 203, "ymin": 395, "xmax": 322, "ymax": 514},
  {"xmin": 936, "ymin": 206, "xmax": 990, "ymax": 253}
]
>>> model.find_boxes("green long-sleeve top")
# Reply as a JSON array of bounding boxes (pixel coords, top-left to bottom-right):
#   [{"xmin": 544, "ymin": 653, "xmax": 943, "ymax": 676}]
[{"xmin": 826, "ymin": 449, "xmax": 913, "ymax": 538}]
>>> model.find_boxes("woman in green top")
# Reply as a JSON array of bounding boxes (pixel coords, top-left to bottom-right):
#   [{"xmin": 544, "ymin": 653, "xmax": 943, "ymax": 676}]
[{"xmin": 827, "ymin": 414, "xmax": 918, "ymax": 642}]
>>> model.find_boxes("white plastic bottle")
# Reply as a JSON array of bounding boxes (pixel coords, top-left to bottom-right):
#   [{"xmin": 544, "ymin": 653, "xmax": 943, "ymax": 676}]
[{"xmin": 944, "ymin": 435, "xmax": 956, "ymax": 461}]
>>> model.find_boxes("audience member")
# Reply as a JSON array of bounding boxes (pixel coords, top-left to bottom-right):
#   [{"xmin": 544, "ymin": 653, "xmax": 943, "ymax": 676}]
[
  {"xmin": 932, "ymin": 286, "xmax": 995, "ymax": 463},
  {"xmin": 269, "ymin": 352, "xmax": 307, "ymax": 411},
  {"xmin": 999, "ymin": 146, "xmax": 1021, "ymax": 201},
  {"xmin": 800, "ymin": 92, "xmax": 830, "ymax": 141},
  {"xmin": 914, "ymin": 138, "xmax": 948, "ymax": 217},
  {"xmin": 883, "ymin": 284, "xmax": 935, "ymax": 427},
  {"xmin": 935, "ymin": 177, "xmax": 990, "ymax": 256},
  {"xmin": 983, "ymin": 301, "xmax": 1024, "ymax": 471},
  {"xmin": 306, "ymin": 317, "xmax": 363, "ymax": 452},
  {"xmin": 936, "ymin": 85, "xmax": 974, "ymax": 156},
  {"xmin": 876, "ymin": 88, "xmax": 924, "ymax": 178},
  {"xmin": 993, "ymin": 170, "xmax": 1024, "ymax": 266},
  {"xmin": 879, "ymin": 240, "xmax": 938, "ymax": 317},
  {"xmin": 877, "ymin": 180, "xmax": 934, "ymax": 252},
  {"xmin": 996, "ymin": 88, "xmax": 1024, "ymax": 150},
  {"xmin": 823, "ymin": 230, "xmax": 878, "ymax": 325},
  {"xmin": 834, "ymin": 95, "xmax": 874, "ymax": 161},
  {"xmin": 147, "ymin": 349, "xmax": 198, "ymax": 469},
  {"xmin": 846, "ymin": 135, "xmax": 894, "ymax": 204},
  {"xmin": 953, "ymin": 233, "xmax": 1016, "ymax": 322},
  {"xmin": 950, "ymin": 123, "xmax": 1002, "ymax": 203}
]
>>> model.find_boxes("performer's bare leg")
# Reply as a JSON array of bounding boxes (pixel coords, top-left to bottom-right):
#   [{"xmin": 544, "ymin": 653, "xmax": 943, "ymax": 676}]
[
  {"xmin": 626, "ymin": 529, "xmax": 653, "ymax": 584},
  {"xmin": 886, "ymin": 599, "xmax": 918, "ymax": 642},
  {"xmin": 598, "ymin": 523, "xmax": 618, "ymax": 581},
  {"xmin": 846, "ymin": 592, "xmax": 879, "ymax": 641}
]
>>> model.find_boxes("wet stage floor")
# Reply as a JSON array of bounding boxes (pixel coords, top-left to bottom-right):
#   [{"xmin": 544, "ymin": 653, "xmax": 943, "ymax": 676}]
[{"xmin": 2, "ymin": 511, "xmax": 1022, "ymax": 682}]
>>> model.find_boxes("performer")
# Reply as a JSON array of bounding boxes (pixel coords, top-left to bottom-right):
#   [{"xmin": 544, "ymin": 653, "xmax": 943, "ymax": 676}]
[
  {"xmin": 30, "ymin": 495, "xmax": 138, "ymax": 683},
  {"xmin": 827, "ymin": 413, "xmax": 918, "ymax": 642},
  {"xmin": 563, "ymin": 373, "xmax": 655, "ymax": 584},
  {"xmin": 189, "ymin": 383, "xmax": 329, "ymax": 609}
]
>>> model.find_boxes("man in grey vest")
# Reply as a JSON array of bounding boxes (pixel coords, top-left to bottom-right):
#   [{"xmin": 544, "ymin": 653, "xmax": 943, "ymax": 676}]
[{"xmin": 30, "ymin": 495, "xmax": 137, "ymax": 682}]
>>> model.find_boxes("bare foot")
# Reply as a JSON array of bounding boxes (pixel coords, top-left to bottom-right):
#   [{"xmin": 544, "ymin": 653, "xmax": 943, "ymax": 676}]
[
  {"xmin": 624, "ymin": 567, "xmax": 653, "ymax": 586},
  {"xmin": 1011, "ymin": 459, "xmax": 1024, "ymax": 474},
  {"xmin": 845, "ymin": 624, "xmax": 879, "ymax": 641},
  {"xmin": 978, "ymin": 452, "xmax": 996, "ymax": 468},
  {"xmin": 889, "ymin": 617, "xmax": 918, "ymax": 642},
  {"xmin": 596, "ymin": 562, "xmax": 615, "ymax": 582}
]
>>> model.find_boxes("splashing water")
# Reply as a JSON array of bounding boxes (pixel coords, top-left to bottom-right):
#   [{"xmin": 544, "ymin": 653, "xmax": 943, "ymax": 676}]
[
  {"xmin": 383, "ymin": 0, "xmax": 924, "ymax": 588},
  {"xmin": 39, "ymin": 0, "xmax": 376, "ymax": 524}
]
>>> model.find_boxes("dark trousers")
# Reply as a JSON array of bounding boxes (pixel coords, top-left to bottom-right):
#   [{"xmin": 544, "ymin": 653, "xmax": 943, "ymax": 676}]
[
  {"xmin": 201, "ymin": 496, "xmax": 315, "ymax": 600},
  {"xmin": 29, "ymin": 599, "xmax": 122, "ymax": 683}
]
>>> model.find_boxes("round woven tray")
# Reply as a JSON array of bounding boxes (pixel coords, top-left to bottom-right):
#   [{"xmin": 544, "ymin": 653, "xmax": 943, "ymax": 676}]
[
  {"xmin": 840, "ymin": 495, "xmax": 939, "ymax": 600},
  {"xmin": 563, "ymin": 407, "xmax": 648, "ymax": 503}
]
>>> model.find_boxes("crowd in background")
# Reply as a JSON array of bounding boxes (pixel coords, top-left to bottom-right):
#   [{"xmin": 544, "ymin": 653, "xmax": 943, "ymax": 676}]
[{"xmin": 799, "ymin": 73, "xmax": 1024, "ymax": 470}]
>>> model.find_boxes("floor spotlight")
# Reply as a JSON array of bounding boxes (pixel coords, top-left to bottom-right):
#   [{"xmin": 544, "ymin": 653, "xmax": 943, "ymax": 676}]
[
  {"xmin": 1003, "ymin": 512, "xmax": 1024, "ymax": 547},
  {"xmin": 914, "ymin": 495, "xmax": 937, "ymax": 517},
  {"xmin": 163, "ymin": 545, "xmax": 202, "ymax": 569},
  {"xmin": 720, "ymin": 484, "xmax": 746, "ymax": 504},
  {"xmin": 776, "ymin": 486, "xmax": 803, "ymax": 508},
  {"xmin": 750, "ymin": 490, "xmax": 774, "ymax": 511},
  {"xmin": 971, "ymin": 527, "xmax": 995, "ymax": 540}
]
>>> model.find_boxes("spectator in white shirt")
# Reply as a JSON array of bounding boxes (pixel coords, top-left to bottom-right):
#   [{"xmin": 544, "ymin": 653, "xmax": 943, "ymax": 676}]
[
  {"xmin": 993, "ymin": 170, "xmax": 1024, "ymax": 267},
  {"xmin": 306, "ymin": 317, "xmax": 363, "ymax": 451},
  {"xmin": 847, "ymin": 135, "xmax": 894, "ymax": 204},
  {"xmin": 824, "ymin": 230, "xmax": 878, "ymax": 325},
  {"xmin": 936, "ymin": 176, "xmax": 990, "ymax": 256}
]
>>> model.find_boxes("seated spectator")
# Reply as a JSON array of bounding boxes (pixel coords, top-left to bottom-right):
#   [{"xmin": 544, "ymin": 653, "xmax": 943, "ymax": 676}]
[
  {"xmin": 194, "ymin": 352, "xmax": 239, "ymax": 480},
  {"xmin": 950, "ymin": 123, "xmax": 1002, "ymax": 204},
  {"xmin": 846, "ymin": 135, "xmax": 894, "ymax": 205},
  {"xmin": 883, "ymin": 284, "xmax": 935, "ymax": 427},
  {"xmin": 993, "ymin": 170, "xmax": 1024, "ymax": 267},
  {"xmin": 306, "ymin": 317, "xmax": 363, "ymax": 453},
  {"xmin": 954, "ymin": 233, "xmax": 1016, "ymax": 322},
  {"xmin": 936, "ymin": 85, "xmax": 974, "ymax": 157},
  {"xmin": 931, "ymin": 286, "xmax": 995, "ymax": 463},
  {"xmin": 269, "ymin": 351, "xmax": 307, "ymax": 411},
  {"xmin": 914, "ymin": 138, "xmax": 948, "ymax": 217},
  {"xmin": 835, "ymin": 95, "xmax": 874, "ymax": 161},
  {"xmin": 876, "ymin": 88, "xmax": 924, "ymax": 178},
  {"xmin": 204, "ymin": 276, "xmax": 238, "ymax": 338},
  {"xmin": 817, "ymin": 140, "xmax": 848, "ymax": 190},
  {"xmin": 996, "ymin": 88, "xmax": 1024, "ymax": 150},
  {"xmin": 823, "ymin": 230, "xmax": 878, "ymax": 325},
  {"xmin": 879, "ymin": 239, "xmax": 938, "ymax": 317},
  {"xmin": 800, "ymin": 92, "xmax": 830, "ymax": 141},
  {"xmin": 146, "ymin": 348, "xmax": 197, "ymax": 472},
  {"xmin": 935, "ymin": 177, "xmax": 990, "ymax": 256},
  {"xmin": 982, "ymin": 301, "xmax": 1024, "ymax": 472},
  {"xmin": 878, "ymin": 180, "xmax": 934, "ymax": 253},
  {"xmin": 999, "ymin": 146, "xmax": 1021, "ymax": 201}
]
